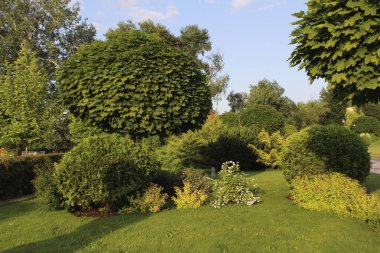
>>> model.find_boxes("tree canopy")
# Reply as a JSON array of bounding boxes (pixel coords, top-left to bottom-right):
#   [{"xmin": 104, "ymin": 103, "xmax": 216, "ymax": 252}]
[
  {"xmin": 58, "ymin": 30, "xmax": 212, "ymax": 138},
  {"xmin": 0, "ymin": 0, "xmax": 95, "ymax": 76},
  {"xmin": 0, "ymin": 43, "xmax": 50, "ymax": 151},
  {"xmin": 289, "ymin": 0, "xmax": 380, "ymax": 105},
  {"xmin": 246, "ymin": 79, "xmax": 297, "ymax": 117}
]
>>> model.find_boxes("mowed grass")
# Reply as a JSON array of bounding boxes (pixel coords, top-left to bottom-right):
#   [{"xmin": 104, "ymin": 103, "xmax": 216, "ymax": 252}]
[
  {"xmin": 0, "ymin": 171, "xmax": 379, "ymax": 253},
  {"xmin": 369, "ymin": 139, "xmax": 380, "ymax": 158}
]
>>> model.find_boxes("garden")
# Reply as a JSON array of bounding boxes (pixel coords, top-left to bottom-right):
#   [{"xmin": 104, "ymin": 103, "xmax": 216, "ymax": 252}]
[{"xmin": 1, "ymin": 0, "xmax": 380, "ymax": 252}]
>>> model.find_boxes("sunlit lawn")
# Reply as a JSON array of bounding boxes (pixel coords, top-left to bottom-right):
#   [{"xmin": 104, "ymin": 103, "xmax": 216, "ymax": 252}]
[
  {"xmin": 0, "ymin": 171, "xmax": 379, "ymax": 253},
  {"xmin": 369, "ymin": 139, "xmax": 380, "ymax": 158}
]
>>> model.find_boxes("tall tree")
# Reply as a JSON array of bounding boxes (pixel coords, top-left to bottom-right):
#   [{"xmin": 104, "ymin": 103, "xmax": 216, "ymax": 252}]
[
  {"xmin": 246, "ymin": 79, "xmax": 297, "ymax": 117},
  {"xmin": 0, "ymin": 43, "xmax": 50, "ymax": 152},
  {"xmin": 0, "ymin": 0, "xmax": 95, "ymax": 76},
  {"xmin": 289, "ymin": 0, "xmax": 380, "ymax": 105},
  {"xmin": 227, "ymin": 91, "xmax": 247, "ymax": 113},
  {"xmin": 293, "ymin": 100, "xmax": 330, "ymax": 129},
  {"xmin": 206, "ymin": 52, "xmax": 230, "ymax": 108},
  {"xmin": 319, "ymin": 87, "xmax": 348, "ymax": 125}
]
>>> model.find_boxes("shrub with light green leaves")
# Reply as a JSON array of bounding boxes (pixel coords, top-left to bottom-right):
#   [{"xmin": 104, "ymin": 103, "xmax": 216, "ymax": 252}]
[
  {"xmin": 56, "ymin": 134, "xmax": 158, "ymax": 211},
  {"xmin": 211, "ymin": 161, "xmax": 260, "ymax": 208},
  {"xmin": 291, "ymin": 173, "xmax": 380, "ymax": 225}
]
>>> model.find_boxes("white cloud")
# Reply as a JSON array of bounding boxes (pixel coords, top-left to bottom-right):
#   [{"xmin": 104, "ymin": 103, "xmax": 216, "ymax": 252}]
[
  {"xmin": 128, "ymin": 4, "xmax": 179, "ymax": 21},
  {"xmin": 232, "ymin": 0, "xmax": 253, "ymax": 9}
]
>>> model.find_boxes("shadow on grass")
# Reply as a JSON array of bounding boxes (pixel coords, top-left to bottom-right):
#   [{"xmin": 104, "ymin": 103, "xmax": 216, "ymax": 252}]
[
  {"xmin": 3, "ymin": 213, "xmax": 148, "ymax": 253},
  {"xmin": 0, "ymin": 200, "xmax": 38, "ymax": 223},
  {"xmin": 364, "ymin": 173, "xmax": 380, "ymax": 193}
]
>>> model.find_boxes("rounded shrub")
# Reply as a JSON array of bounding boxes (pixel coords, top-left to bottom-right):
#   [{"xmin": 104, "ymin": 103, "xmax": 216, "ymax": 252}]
[
  {"xmin": 291, "ymin": 173, "xmax": 379, "ymax": 224},
  {"xmin": 204, "ymin": 126, "xmax": 261, "ymax": 171},
  {"xmin": 56, "ymin": 134, "xmax": 158, "ymax": 211},
  {"xmin": 240, "ymin": 104, "xmax": 285, "ymax": 133},
  {"xmin": 281, "ymin": 125, "xmax": 370, "ymax": 183},
  {"xmin": 351, "ymin": 116, "xmax": 380, "ymax": 136}
]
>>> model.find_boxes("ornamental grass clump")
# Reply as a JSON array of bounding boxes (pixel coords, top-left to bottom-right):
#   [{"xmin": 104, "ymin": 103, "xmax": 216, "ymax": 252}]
[{"xmin": 211, "ymin": 161, "xmax": 260, "ymax": 208}]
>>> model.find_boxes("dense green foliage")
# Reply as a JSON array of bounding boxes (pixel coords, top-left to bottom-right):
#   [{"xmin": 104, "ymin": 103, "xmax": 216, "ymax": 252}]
[
  {"xmin": 293, "ymin": 100, "xmax": 330, "ymax": 129},
  {"xmin": 290, "ymin": 0, "xmax": 380, "ymax": 104},
  {"xmin": 211, "ymin": 162, "xmax": 260, "ymax": 208},
  {"xmin": 0, "ymin": 0, "xmax": 95, "ymax": 76},
  {"xmin": 351, "ymin": 115, "xmax": 380, "ymax": 135},
  {"xmin": 0, "ymin": 154, "xmax": 62, "ymax": 200},
  {"xmin": 281, "ymin": 125, "xmax": 370, "ymax": 182},
  {"xmin": 0, "ymin": 44, "xmax": 49, "ymax": 151},
  {"xmin": 204, "ymin": 126, "xmax": 260, "ymax": 171},
  {"xmin": 56, "ymin": 134, "xmax": 158, "ymax": 211},
  {"xmin": 227, "ymin": 91, "xmax": 247, "ymax": 113},
  {"xmin": 58, "ymin": 30, "xmax": 211, "ymax": 138},
  {"xmin": 291, "ymin": 173, "xmax": 379, "ymax": 225},
  {"xmin": 319, "ymin": 87, "xmax": 348, "ymax": 125},
  {"xmin": 33, "ymin": 161, "xmax": 65, "ymax": 210},
  {"xmin": 220, "ymin": 112, "xmax": 240, "ymax": 127},
  {"xmin": 240, "ymin": 104, "xmax": 285, "ymax": 133},
  {"xmin": 362, "ymin": 103, "xmax": 380, "ymax": 121},
  {"xmin": 246, "ymin": 79, "xmax": 297, "ymax": 117},
  {"xmin": 68, "ymin": 115, "xmax": 104, "ymax": 144},
  {"xmin": 1, "ymin": 171, "xmax": 379, "ymax": 252}
]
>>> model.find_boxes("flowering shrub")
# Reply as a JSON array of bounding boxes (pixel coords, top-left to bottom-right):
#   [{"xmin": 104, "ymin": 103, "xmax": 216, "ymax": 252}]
[
  {"xmin": 172, "ymin": 168, "xmax": 211, "ymax": 209},
  {"xmin": 211, "ymin": 161, "xmax": 260, "ymax": 208},
  {"xmin": 124, "ymin": 184, "xmax": 168, "ymax": 214}
]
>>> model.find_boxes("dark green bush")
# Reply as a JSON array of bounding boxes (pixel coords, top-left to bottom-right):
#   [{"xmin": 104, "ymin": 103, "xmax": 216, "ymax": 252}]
[
  {"xmin": 56, "ymin": 134, "xmax": 158, "ymax": 211},
  {"xmin": 281, "ymin": 125, "xmax": 370, "ymax": 183},
  {"xmin": 204, "ymin": 126, "xmax": 261, "ymax": 171},
  {"xmin": 351, "ymin": 116, "xmax": 380, "ymax": 135},
  {"xmin": 291, "ymin": 173, "xmax": 379, "ymax": 225},
  {"xmin": 0, "ymin": 154, "xmax": 63, "ymax": 200},
  {"xmin": 240, "ymin": 104, "xmax": 285, "ymax": 133},
  {"xmin": 362, "ymin": 103, "xmax": 380, "ymax": 121},
  {"xmin": 220, "ymin": 112, "xmax": 240, "ymax": 127},
  {"xmin": 33, "ymin": 161, "xmax": 65, "ymax": 210}
]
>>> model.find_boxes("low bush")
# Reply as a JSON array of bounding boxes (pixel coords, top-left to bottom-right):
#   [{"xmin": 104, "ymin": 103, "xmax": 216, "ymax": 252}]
[
  {"xmin": 56, "ymin": 134, "xmax": 158, "ymax": 211},
  {"xmin": 33, "ymin": 161, "xmax": 65, "ymax": 210},
  {"xmin": 204, "ymin": 126, "xmax": 261, "ymax": 171},
  {"xmin": 123, "ymin": 184, "xmax": 168, "ymax": 214},
  {"xmin": 283, "ymin": 123, "xmax": 298, "ymax": 137},
  {"xmin": 0, "ymin": 154, "xmax": 63, "ymax": 200},
  {"xmin": 351, "ymin": 116, "xmax": 380, "ymax": 136},
  {"xmin": 211, "ymin": 161, "xmax": 260, "ymax": 208},
  {"xmin": 240, "ymin": 104, "xmax": 285, "ymax": 133},
  {"xmin": 359, "ymin": 133, "xmax": 372, "ymax": 146},
  {"xmin": 281, "ymin": 125, "xmax": 370, "ymax": 183},
  {"xmin": 291, "ymin": 173, "xmax": 380, "ymax": 225},
  {"xmin": 172, "ymin": 169, "xmax": 211, "ymax": 209}
]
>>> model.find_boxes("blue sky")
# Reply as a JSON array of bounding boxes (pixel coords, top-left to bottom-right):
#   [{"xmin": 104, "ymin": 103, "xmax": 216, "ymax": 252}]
[{"xmin": 78, "ymin": 0, "xmax": 326, "ymax": 112}]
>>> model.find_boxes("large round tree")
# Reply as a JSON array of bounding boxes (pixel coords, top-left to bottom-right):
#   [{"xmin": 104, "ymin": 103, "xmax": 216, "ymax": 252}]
[
  {"xmin": 289, "ymin": 0, "xmax": 380, "ymax": 104},
  {"xmin": 57, "ymin": 30, "xmax": 211, "ymax": 137}
]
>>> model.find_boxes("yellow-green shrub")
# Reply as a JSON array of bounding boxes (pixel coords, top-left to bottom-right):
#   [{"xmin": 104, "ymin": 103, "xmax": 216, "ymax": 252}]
[
  {"xmin": 172, "ymin": 181, "xmax": 208, "ymax": 209},
  {"xmin": 291, "ymin": 173, "xmax": 380, "ymax": 224}
]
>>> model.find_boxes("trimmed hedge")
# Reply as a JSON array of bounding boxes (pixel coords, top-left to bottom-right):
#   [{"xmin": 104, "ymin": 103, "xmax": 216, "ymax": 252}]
[{"xmin": 0, "ymin": 154, "xmax": 63, "ymax": 200}]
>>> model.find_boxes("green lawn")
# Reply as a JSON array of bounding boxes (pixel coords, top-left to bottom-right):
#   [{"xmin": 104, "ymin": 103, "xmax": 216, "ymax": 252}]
[
  {"xmin": 0, "ymin": 171, "xmax": 379, "ymax": 253},
  {"xmin": 369, "ymin": 139, "xmax": 380, "ymax": 158}
]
